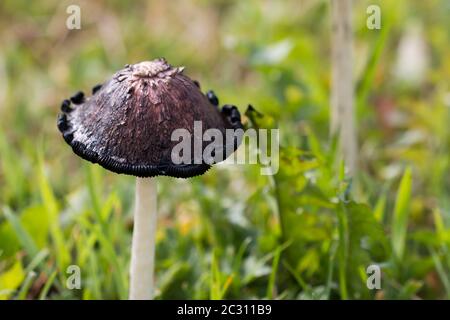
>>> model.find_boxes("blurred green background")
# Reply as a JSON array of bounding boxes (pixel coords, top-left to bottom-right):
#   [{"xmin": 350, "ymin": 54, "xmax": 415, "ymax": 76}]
[{"xmin": 0, "ymin": 0, "xmax": 449, "ymax": 300}]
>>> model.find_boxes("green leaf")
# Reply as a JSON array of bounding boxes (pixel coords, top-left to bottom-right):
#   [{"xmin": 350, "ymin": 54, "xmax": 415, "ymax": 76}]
[
  {"xmin": 337, "ymin": 201, "xmax": 388, "ymax": 298},
  {"xmin": 17, "ymin": 271, "xmax": 37, "ymax": 300},
  {"xmin": 391, "ymin": 167, "xmax": 412, "ymax": 261},
  {"xmin": 0, "ymin": 220, "xmax": 21, "ymax": 257},
  {"xmin": 38, "ymin": 270, "xmax": 58, "ymax": 300},
  {"xmin": 3, "ymin": 207, "xmax": 39, "ymax": 258},
  {"xmin": 0, "ymin": 260, "xmax": 25, "ymax": 300},
  {"xmin": 37, "ymin": 154, "xmax": 70, "ymax": 271},
  {"xmin": 374, "ymin": 193, "xmax": 387, "ymax": 223},
  {"xmin": 266, "ymin": 245, "xmax": 282, "ymax": 299},
  {"xmin": 20, "ymin": 205, "xmax": 50, "ymax": 249}
]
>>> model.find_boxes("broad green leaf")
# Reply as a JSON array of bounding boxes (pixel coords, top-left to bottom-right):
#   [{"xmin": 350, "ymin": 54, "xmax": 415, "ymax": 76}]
[{"xmin": 0, "ymin": 260, "xmax": 25, "ymax": 300}]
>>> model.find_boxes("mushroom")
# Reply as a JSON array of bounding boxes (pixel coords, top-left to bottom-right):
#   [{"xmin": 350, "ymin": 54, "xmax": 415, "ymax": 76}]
[{"xmin": 57, "ymin": 58, "xmax": 243, "ymax": 299}]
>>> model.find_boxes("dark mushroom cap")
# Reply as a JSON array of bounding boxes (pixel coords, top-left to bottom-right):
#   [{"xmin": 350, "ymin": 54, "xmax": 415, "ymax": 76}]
[{"xmin": 57, "ymin": 58, "xmax": 243, "ymax": 178}]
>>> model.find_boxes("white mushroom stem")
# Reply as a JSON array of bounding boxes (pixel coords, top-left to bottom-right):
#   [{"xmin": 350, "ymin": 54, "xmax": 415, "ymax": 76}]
[
  {"xmin": 129, "ymin": 177, "xmax": 157, "ymax": 300},
  {"xmin": 331, "ymin": 0, "xmax": 357, "ymax": 176}
]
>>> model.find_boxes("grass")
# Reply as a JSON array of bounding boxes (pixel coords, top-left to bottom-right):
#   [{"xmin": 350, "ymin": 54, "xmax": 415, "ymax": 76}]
[{"xmin": 0, "ymin": 0, "xmax": 449, "ymax": 300}]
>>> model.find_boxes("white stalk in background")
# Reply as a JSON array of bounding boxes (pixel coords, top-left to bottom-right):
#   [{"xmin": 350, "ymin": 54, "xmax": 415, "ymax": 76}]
[
  {"xmin": 331, "ymin": 0, "xmax": 357, "ymax": 176},
  {"xmin": 129, "ymin": 177, "xmax": 157, "ymax": 300},
  {"xmin": 394, "ymin": 23, "xmax": 429, "ymax": 87}
]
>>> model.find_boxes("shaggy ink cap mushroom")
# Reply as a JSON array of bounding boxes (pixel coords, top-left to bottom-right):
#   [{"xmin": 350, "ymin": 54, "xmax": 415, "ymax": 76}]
[{"xmin": 57, "ymin": 58, "xmax": 243, "ymax": 178}]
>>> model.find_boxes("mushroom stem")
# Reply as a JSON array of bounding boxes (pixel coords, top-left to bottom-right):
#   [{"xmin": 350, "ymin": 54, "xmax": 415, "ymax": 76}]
[
  {"xmin": 129, "ymin": 177, "xmax": 157, "ymax": 300},
  {"xmin": 331, "ymin": 0, "xmax": 357, "ymax": 176}
]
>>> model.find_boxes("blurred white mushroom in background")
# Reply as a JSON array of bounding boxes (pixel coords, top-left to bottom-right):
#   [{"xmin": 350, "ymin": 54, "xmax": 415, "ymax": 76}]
[
  {"xmin": 394, "ymin": 21, "xmax": 430, "ymax": 87},
  {"xmin": 443, "ymin": 91, "xmax": 450, "ymax": 108}
]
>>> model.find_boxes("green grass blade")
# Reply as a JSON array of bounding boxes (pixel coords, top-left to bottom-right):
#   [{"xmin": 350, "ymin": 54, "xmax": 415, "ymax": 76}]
[
  {"xmin": 336, "ymin": 203, "xmax": 349, "ymax": 299},
  {"xmin": 429, "ymin": 247, "xmax": 450, "ymax": 299},
  {"xmin": 38, "ymin": 270, "xmax": 58, "ymax": 300},
  {"xmin": 325, "ymin": 241, "xmax": 338, "ymax": 299},
  {"xmin": 391, "ymin": 167, "xmax": 412, "ymax": 261},
  {"xmin": 356, "ymin": 5, "xmax": 392, "ymax": 119},
  {"xmin": 25, "ymin": 249, "xmax": 49, "ymax": 274},
  {"xmin": 78, "ymin": 216, "xmax": 127, "ymax": 299},
  {"xmin": 3, "ymin": 207, "xmax": 39, "ymax": 258},
  {"xmin": 266, "ymin": 245, "xmax": 282, "ymax": 299},
  {"xmin": 16, "ymin": 271, "xmax": 37, "ymax": 300},
  {"xmin": 0, "ymin": 129, "xmax": 26, "ymax": 205},
  {"xmin": 374, "ymin": 193, "xmax": 387, "ymax": 223},
  {"xmin": 37, "ymin": 153, "xmax": 70, "ymax": 272}
]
